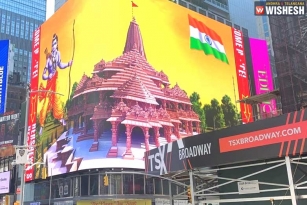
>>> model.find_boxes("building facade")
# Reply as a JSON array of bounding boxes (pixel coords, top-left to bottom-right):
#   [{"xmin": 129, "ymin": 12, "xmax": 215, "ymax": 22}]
[
  {"xmin": 55, "ymin": 0, "xmax": 68, "ymax": 12},
  {"xmin": 228, "ymin": 0, "xmax": 258, "ymax": 38},
  {"xmin": 0, "ymin": 0, "xmax": 46, "ymax": 84},
  {"xmin": 270, "ymin": 14, "xmax": 307, "ymax": 113},
  {"xmin": 255, "ymin": 0, "xmax": 278, "ymax": 91}
]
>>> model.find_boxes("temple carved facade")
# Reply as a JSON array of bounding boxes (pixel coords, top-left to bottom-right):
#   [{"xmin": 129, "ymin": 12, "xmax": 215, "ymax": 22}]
[{"xmin": 67, "ymin": 18, "xmax": 200, "ymax": 159}]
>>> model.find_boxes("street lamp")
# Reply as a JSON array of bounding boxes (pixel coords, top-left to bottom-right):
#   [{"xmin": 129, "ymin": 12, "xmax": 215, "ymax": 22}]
[{"xmin": 16, "ymin": 86, "xmax": 64, "ymax": 205}]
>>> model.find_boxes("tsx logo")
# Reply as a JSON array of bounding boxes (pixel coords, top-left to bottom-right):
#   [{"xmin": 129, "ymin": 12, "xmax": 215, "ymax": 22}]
[{"xmin": 147, "ymin": 139, "xmax": 184, "ymax": 175}]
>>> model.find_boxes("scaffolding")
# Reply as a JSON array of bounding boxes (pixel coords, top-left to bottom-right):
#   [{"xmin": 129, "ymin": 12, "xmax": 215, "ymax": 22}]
[{"xmin": 269, "ymin": 10, "xmax": 307, "ymax": 113}]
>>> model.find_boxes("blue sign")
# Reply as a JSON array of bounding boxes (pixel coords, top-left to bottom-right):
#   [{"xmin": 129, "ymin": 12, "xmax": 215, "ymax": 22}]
[{"xmin": 0, "ymin": 40, "xmax": 9, "ymax": 114}]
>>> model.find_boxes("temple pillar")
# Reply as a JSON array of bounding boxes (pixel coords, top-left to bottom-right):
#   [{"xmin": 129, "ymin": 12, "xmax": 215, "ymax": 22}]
[
  {"xmin": 153, "ymin": 127, "xmax": 160, "ymax": 147},
  {"xmin": 188, "ymin": 121, "xmax": 193, "ymax": 134},
  {"xmin": 83, "ymin": 117, "xmax": 88, "ymax": 134},
  {"xmin": 164, "ymin": 126, "xmax": 172, "ymax": 143},
  {"xmin": 185, "ymin": 121, "xmax": 189, "ymax": 134},
  {"xmin": 99, "ymin": 91, "xmax": 104, "ymax": 104},
  {"xmin": 123, "ymin": 124, "xmax": 134, "ymax": 160},
  {"xmin": 142, "ymin": 127, "xmax": 150, "ymax": 152},
  {"xmin": 107, "ymin": 121, "xmax": 119, "ymax": 157},
  {"xmin": 78, "ymin": 115, "xmax": 82, "ymax": 129},
  {"xmin": 162, "ymin": 100, "xmax": 166, "ymax": 109},
  {"xmin": 84, "ymin": 94, "xmax": 88, "ymax": 106},
  {"xmin": 174, "ymin": 103, "xmax": 179, "ymax": 111},
  {"xmin": 174, "ymin": 123, "xmax": 180, "ymax": 139},
  {"xmin": 89, "ymin": 119, "xmax": 99, "ymax": 152},
  {"xmin": 73, "ymin": 118, "xmax": 77, "ymax": 132},
  {"xmin": 196, "ymin": 122, "xmax": 200, "ymax": 133}
]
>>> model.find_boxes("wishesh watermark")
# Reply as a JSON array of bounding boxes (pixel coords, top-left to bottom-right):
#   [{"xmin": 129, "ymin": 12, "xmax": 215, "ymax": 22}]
[{"xmin": 254, "ymin": 1, "xmax": 306, "ymax": 16}]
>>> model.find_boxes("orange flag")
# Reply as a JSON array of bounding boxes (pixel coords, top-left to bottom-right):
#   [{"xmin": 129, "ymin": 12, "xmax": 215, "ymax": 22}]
[{"xmin": 132, "ymin": 1, "xmax": 138, "ymax": 7}]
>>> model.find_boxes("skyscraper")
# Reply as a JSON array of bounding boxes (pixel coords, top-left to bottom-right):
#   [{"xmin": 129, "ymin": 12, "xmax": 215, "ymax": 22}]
[
  {"xmin": 55, "ymin": 0, "xmax": 68, "ymax": 12},
  {"xmin": 270, "ymin": 11, "xmax": 307, "ymax": 113},
  {"xmin": 0, "ymin": 0, "xmax": 46, "ymax": 84},
  {"xmin": 0, "ymin": 0, "xmax": 46, "ymax": 113},
  {"xmin": 228, "ymin": 0, "xmax": 258, "ymax": 38}
]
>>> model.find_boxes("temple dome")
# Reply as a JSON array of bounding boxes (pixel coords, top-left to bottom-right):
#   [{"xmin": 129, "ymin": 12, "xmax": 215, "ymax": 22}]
[{"xmin": 123, "ymin": 17, "xmax": 146, "ymax": 59}]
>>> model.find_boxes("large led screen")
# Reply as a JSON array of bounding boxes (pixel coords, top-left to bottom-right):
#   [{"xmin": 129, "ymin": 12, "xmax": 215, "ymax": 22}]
[
  {"xmin": 249, "ymin": 38, "xmax": 276, "ymax": 118},
  {"xmin": 26, "ymin": 0, "xmax": 252, "ymax": 180},
  {"xmin": 0, "ymin": 40, "xmax": 9, "ymax": 114}
]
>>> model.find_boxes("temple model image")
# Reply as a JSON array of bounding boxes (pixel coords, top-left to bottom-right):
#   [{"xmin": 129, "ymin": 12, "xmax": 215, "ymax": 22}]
[{"xmin": 43, "ymin": 17, "xmax": 201, "ymax": 174}]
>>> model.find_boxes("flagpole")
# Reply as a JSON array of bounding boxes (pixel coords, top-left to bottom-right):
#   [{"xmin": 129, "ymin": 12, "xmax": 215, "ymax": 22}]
[{"xmin": 131, "ymin": 1, "xmax": 134, "ymax": 18}]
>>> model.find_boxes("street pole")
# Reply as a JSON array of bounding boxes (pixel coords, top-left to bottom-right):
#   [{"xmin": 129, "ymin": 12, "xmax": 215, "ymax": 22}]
[
  {"xmin": 18, "ymin": 88, "xmax": 63, "ymax": 205},
  {"xmin": 20, "ymin": 86, "xmax": 30, "ymax": 205},
  {"xmin": 48, "ymin": 168, "xmax": 52, "ymax": 205}
]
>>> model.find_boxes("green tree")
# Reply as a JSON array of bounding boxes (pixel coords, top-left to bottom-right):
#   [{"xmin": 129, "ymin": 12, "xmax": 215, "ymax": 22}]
[
  {"xmin": 189, "ymin": 92, "xmax": 206, "ymax": 133},
  {"xmin": 65, "ymin": 82, "xmax": 78, "ymax": 110},
  {"xmin": 221, "ymin": 95, "xmax": 239, "ymax": 127},
  {"xmin": 203, "ymin": 99, "xmax": 225, "ymax": 129},
  {"xmin": 203, "ymin": 104, "xmax": 213, "ymax": 128}
]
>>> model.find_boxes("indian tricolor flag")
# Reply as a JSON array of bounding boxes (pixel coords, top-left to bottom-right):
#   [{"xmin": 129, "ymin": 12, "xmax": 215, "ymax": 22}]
[{"xmin": 188, "ymin": 15, "xmax": 229, "ymax": 64}]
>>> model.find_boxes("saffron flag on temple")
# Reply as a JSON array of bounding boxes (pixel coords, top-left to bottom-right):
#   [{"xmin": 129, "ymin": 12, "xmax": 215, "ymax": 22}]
[
  {"xmin": 132, "ymin": 1, "xmax": 138, "ymax": 7},
  {"xmin": 188, "ymin": 15, "xmax": 229, "ymax": 64}
]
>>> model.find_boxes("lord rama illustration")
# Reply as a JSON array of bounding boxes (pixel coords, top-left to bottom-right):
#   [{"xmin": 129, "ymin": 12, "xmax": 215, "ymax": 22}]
[{"xmin": 39, "ymin": 34, "xmax": 73, "ymax": 135}]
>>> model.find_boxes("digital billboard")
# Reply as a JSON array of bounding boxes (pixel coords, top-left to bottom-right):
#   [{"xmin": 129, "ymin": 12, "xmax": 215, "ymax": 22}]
[
  {"xmin": 0, "ymin": 40, "xmax": 9, "ymax": 114},
  {"xmin": 0, "ymin": 171, "xmax": 10, "ymax": 194},
  {"xmin": 0, "ymin": 112, "xmax": 20, "ymax": 158},
  {"xmin": 249, "ymin": 38, "xmax": 276, "ymax": 118},
  {"xmin": 26, "ymin": 0, "xmax": 252, "ymax": 181}
]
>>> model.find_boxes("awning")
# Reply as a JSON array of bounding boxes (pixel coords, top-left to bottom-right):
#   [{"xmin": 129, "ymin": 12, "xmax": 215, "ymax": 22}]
[
  {"xmin": 236, "ymin": 89, "xmax": 280, "ymax": 105},
  {"xmin": 159, "ymin": 121, "xmax": 174, "ymax": 127},
  {"xmin": 149, "ymin": 122, "xmax": 162, "ymax": 128},
  {"xmin": 106, "ymin": 117, "xmax": 119, "ymax": 122},
  {"xmin": 179, "ymin": 117, "xmax": 191, "ymax": 121},
  {"xmin": 171, "ymin": 119, "xmax": 182, "ymax": 124},
  {"xmin": 121, "ymin": 120, "xmax": 152, "ymax": 128}
]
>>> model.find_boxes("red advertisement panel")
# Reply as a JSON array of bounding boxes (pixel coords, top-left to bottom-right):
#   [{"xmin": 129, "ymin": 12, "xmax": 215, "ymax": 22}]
[
  {"xmin": 232, "ymin": 28, "xmax": 253, "ymax": 124},
  {"xmin": 219, "ymin": 120, "xmax": 307, "ymax": 153},
  {"xmin": 25, "ymin": 27, "xmax": 41, "ymax": 182}
]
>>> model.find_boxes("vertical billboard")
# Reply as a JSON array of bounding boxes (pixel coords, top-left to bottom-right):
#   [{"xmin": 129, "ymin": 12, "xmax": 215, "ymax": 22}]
[
  {"xmin": 0, "ymin": 40, "xmax": 9, "ymax": 114},
  {"xmin": 232, "ymin": 30, "xmax": 253, "ymax": 124},
  {"xmin": 0, "ymin": 112, "xmax": 20, "ymax": 158},
  {"xmin": 27, "ymin": 0, "xmax": 251, "ymax": 181},
  {"xmin": 249, "ymin": 38, "xmax": 276, "ymax": 118}
]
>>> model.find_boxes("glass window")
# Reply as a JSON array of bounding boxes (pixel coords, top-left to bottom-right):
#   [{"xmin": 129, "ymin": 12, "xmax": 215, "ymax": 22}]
[
  {"xmin": 53, "ymin": 179, "xmax": 62, "ymax": 198},
  {"xmin": 80, "ymin": 175, "xmax": 89, "ymax": 196},
  {"xmin": 110, "ymin": 174, "xmax": 122, "ymax": 195},
  {"xmin": 263, "ymin": 23, "xmax": 268, "ymax": 32},
  {"xmin": 100, "ymin": 174, "xmax": 109, "ymax": 195},
  {"xmin": 171, "ymin": 183, "xmax": 178, "ymax": 195},
  {"xmin": 145, "ymin": 177, "xmax": 154, "ymax": 194},
  {"xmin": 123, "ymin": 174, "xmax": 133, "ymax": 194},
  {"xmin": 163, "ymin": 180, "xmax": 169, "ymax": 195},
  {"xmin": 134, "ymin": 174, "xmax": 144, "ymax": 194},
  {"xmin": 73, "ymin": 176, "xmax": 80, "ymax": 196},
  {"xmin": 89, "ymin": 174, "xmax": 98, "ymax": 195},
  {"xmin": 154, "ymin": 178, "xmax": 162, "ymax": 194}
]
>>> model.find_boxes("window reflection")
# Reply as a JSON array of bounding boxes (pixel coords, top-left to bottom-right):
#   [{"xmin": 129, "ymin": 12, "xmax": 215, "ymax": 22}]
[
  {"xmin": 100, "ymin": 174, "xmax": 109, "ymax": 195},
  {"xmin": 81, "ymin": 175, "xmax": 89, "ymax": 196},
  {"xmin": 163, "ymin": 180, "xmax": 169, "ymax": 195},
  {"xmin": 111, "ymin": 174, "xmax": 122, "ymax": 195},
  {"xmin": 73, "ymin": 177, "xmax": 80, "ymax": 196},
  {"xmin": 171, "ymin": 183, "xmax": 177, "ymax": 195},
  {"xmin": 154, "ymin": 178, "xmax": 162, "ymax": 195},
  {"xmin": 145, "ymin": 177, "xmax": 154, "ymax": 194},
  {"xmin": 123, "ymin": 174, "xmax": 133, "ymax": 194},
  {"xmin": 134, "ymin": 174, "xmax": 144, "ymax": 194},
  {"xmin": 89, "ymin": 174, "xmax": 99, "ymax": 195}
]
